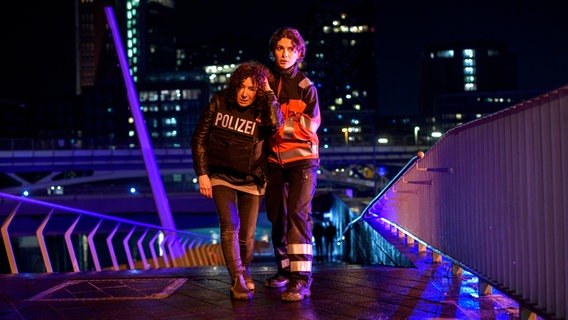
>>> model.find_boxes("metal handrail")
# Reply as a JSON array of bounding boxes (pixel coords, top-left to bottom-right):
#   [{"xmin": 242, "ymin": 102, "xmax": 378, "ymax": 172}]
[
  {"xmin": 338, "ymin": 151, "xmax": 424, "ymax": 241},
  {"xmin": 0, "ymin": 191, "xmax": 217, "ymax": 274}
]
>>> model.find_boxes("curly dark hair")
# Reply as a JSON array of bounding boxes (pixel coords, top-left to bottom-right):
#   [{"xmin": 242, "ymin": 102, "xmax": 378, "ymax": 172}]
[
  {"xmin": 224, "ymin": 61, "xmax": 272, "ymax": 112},
  {"xmin": 268, "ymin": 27, "xmax": 306, "ymax": 63}
]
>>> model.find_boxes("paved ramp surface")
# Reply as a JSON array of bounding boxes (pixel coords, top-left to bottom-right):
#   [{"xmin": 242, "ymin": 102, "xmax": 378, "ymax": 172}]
[{"xmin": 0, "ymin": 231, "xmax": 527, "ymax": 320}]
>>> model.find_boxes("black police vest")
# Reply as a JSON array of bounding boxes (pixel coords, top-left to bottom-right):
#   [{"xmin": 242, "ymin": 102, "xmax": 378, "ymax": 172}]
[{"xmin": 206, "ymin": 103, "xmax": 265, "ymax": 176}]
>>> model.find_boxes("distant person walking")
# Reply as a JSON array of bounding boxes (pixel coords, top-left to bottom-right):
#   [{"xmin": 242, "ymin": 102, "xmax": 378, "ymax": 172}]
[
  {"xmin": 312, "ymin": 221, "xmax": 324, "ymax": 262},
  {"xmin": 324, "ymin": 222, "xmax": 337, "ymax": 261}
]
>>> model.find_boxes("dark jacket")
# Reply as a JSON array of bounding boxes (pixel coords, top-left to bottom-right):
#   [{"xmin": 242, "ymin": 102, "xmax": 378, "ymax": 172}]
[{"xmin": 192, "ymin": 90, "xmax": 282, "ymax": 186}]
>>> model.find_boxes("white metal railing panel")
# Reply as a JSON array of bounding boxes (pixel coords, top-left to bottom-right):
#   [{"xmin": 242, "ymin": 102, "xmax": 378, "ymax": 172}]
[{"xmin": 0, "ymin": 192, "xmax": 215, "ymax": 274}]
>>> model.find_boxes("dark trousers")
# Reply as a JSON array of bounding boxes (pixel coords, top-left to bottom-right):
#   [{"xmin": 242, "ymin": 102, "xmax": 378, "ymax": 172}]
[
  {"xmin": 212, "ymin": 185, "xmax": 262, "ymax": 278},
  {"xmin": 265, "ymin": 160, "xmax": 318, "ymax": 282}
]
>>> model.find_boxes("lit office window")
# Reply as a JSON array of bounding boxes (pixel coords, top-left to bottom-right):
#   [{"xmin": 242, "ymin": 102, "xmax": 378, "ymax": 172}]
[
  {"xmin": 182, "ymin": 89, "xmax": 201, "ymax": 100},
  {"xmin": 164, "ymin": 130, "xmax": 177, "ymax": 137},
  {"xmin": 463, "ymin": 49, "xmax": 477, "ymax": 91},
  {"xmin": 463, "ymin": 49, "xmax": 475, "ymax": 58},
  {"xmin": 148, "ymin": 91, "xmax": 159, "ymax": 101},
  {"xmin": 164, "ymin": 117, "xmax": 177, "ymax": 126},
  {"xmin": 464, "ymin": 83, "xmax": 477, "ymax": 91},
  {"xmin": 436, "ymin": 50, "xmax": 454, "ymax": 58}
]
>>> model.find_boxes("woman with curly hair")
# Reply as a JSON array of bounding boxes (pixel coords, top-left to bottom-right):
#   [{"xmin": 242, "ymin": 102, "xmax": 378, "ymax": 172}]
[{"xmin": 192, "ymin": 61, "xmax": 283, "ymax": 300}]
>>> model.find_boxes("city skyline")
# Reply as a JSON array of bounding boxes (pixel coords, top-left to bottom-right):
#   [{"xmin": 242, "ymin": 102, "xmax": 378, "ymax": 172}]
[{"xmin": 0, "ymin": 1, "xmax": 567, "ymax": 117}]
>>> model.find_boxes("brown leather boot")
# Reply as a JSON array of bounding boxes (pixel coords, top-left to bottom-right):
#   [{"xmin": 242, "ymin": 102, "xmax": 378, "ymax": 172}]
[
  {"xmin": 230, "ymin": 273, "xmax": 252, "ymax": 300},
  {"xmin": 243, "ymin": 269, "xmax": 255, "ymax": 290}
]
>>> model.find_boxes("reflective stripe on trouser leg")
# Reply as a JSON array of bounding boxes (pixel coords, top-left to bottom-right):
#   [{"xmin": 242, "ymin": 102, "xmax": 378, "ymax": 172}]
[
  {"xmin": 288, "ymin": 243, "xmax": 313, "ymax": 272},
  {"xmin": 274, "ymin": 245, "xmax": 290, "ymax": 270}
]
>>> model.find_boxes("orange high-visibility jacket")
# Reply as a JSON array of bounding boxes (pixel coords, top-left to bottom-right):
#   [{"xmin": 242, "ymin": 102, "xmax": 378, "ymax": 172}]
[{"xmin": 269, "ymin": 69, "xmax": 320, "ymax": 166}]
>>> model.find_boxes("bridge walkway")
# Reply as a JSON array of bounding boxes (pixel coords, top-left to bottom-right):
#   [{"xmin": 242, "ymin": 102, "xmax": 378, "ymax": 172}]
[{"xmin": 0, "ymin": 223, "xmax": 523, "ymax": 320}]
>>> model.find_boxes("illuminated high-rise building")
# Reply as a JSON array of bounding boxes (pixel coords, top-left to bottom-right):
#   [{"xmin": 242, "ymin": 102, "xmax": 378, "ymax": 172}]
[
  {"xmin": 299, "ymin": 2, "xmax": 377, "ymax": 148},
  {"xmin": 77, "ymin": 0, "xmax": 209, "ymax": 149},
  {"xmin": 419, "ymin": 41, "xmax": 521, "ymax": 128}
]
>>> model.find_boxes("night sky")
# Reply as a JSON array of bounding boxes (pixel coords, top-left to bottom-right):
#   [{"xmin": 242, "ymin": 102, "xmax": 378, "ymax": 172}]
[
  {"xmin": 373, "ymin": 1, "xmax": 568, "ymax": 115},
  {"xmin": 1, "ymin": 1, "xmax": 567, "ymax": 116}
]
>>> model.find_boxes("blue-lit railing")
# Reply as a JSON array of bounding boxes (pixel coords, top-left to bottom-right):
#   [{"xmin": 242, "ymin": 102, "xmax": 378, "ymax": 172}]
[
  {"xmin": 338, "ymin": 151, "xmax": 423, "ymax": 241},
  {"xmin": 0, "ymin": 191, "xmax": 221, "ymax": 274},
  {"xmin": 359, "ymin": 85, "xmax": 568, "ymax": 320}
]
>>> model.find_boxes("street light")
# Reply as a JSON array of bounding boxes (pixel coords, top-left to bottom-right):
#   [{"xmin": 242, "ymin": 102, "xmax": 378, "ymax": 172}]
[
  {"xmin": 342, "ymin": 128, "xmax": 349, "ymax": 146},
  {"xmin": 414, "ymin": 126, "xmax": 420, "ymax": 145}
]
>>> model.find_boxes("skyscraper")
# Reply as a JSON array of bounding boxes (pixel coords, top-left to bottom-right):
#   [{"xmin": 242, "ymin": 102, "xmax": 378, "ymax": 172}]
[
  {"xmin": 298, "ymin": 1, "xmax": 377, "ymax": 148},
  {"xmin": 419, "ymin": 41, "xmax": 518, "ymax": 118},
  {"xmin": 78, "ymin": 0, "xmax": 209, "ymax": 149}
]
